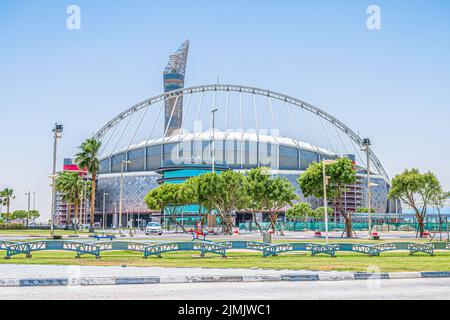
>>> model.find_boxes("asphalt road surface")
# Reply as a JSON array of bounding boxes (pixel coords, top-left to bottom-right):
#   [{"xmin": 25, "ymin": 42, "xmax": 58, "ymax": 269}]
[{"xmin": 1, "ymin": 278, "xmax": 450, "ymax": 300}]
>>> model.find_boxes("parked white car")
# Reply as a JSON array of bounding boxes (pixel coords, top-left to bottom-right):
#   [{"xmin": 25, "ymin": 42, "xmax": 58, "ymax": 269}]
[{"xmin": 145, "ymin": 222, "xmax": 162, "ymax": 235}]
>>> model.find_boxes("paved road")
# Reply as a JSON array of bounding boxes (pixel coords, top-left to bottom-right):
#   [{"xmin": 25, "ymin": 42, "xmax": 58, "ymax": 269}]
[
  {"xmin": 1, "ymin": 278, "xmax": 450, "ymax": 300},
  {"xmin": 3, "ymin": 229, "xmax": 447, "ymax": 241},
  {"xmin": 0, "ymin": 264, "xmax": 326, "ymax": 278}
]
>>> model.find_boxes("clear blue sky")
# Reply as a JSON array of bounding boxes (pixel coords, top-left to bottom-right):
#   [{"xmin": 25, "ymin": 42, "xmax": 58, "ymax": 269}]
[{"xmin": 1, "ymin": 0, "xmax": 449, "ymax": 219}]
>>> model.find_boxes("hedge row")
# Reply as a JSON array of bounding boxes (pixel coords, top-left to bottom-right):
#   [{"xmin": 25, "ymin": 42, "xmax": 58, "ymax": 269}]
[{"xmin": 0, "ymin": 223, "xmax": 26, "ymax": 230}]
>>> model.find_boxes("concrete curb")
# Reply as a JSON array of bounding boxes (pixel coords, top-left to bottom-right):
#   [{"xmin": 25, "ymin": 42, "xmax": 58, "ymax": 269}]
[{"xmin": 1, "ymin": 271, "xmax": 450, "ymax": 287}]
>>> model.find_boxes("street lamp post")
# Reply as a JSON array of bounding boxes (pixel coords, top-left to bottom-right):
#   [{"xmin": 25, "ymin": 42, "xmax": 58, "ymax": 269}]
[
  {"xmin": 362, "ymin": 138, "xmax": 372, "ymax": 236},
  {"xmin": 50, "ymin": 123, "xmax": 63, "ymax": 236},
  {"xmin": 25, "ymin": 191, "xmax": 31, "ymax": 227},
  {"xmin": 322, "ymin": 162, "xmax": 329, "ymax": 245},
  {"xmin": 102, "ymin": 192, "xmax": 109, "ymax": 229},
  {"xmin": 322, "ymin": 159, "xmax": 337, "ymax": 245},
  {"xmin": 211, "ymin": 108, "xmax": 218, "ymax": 173},
  {"xmin": 80, "ymin": 179, "xmax": 85, "ymax": 228},
  {"xmin": 119, "ymin": 160, "xmax": 131, "ymax": 230},
  {"xmin": 112, "ymin": 202, "xmax": 117, "ymax": 229}
]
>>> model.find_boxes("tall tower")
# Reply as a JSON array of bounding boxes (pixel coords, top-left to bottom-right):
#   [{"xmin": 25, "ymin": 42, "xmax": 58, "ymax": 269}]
[{"xmin": 163, "ymin": 40, "xmax": 189, "ymax": 136}]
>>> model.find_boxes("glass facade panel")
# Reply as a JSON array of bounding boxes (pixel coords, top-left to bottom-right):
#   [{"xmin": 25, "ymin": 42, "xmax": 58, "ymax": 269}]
[
  {"xmin": 214, "ymin": 140, "xmax": 225, "ymax": 165},
  {"xmin": 244, "ymin": 141, "xmax": 258, "ymax": 169},
  {"xmin": 146, "ymin": 145, "xmax": 161, "ymax": 170},
  {"xmin": 259, "ymin": 142, "xmax": 276, "ymax": 168},
  {"xmin": 179, "ymin": 141, "xmax": 192, "ymax": 164},
  {"xmin": 300, "ymin": 150, "xmax": 318, "ymax": 170},
  {"xmin": 193, "ymin": 140, "xmax": 203, "ymax": 164},
  {"xmin": 279, "ymin": 145, "xmax": 298, "ymax": 170},
  {"xmin": 99, "ymin": 158, "xmax": 110, "ymax": 174},
  {"xmin": 111, "ymin": 153, "xmax": 126, "ymax": 173},
  {"xmin": 163, "ymin": 143, "xmax": 178, "ymax": 166},
  {"xmin": 225, "ymin": 140, "xmax": 242, "ymax": 169},
  {"xmin": 127, "ymin": 148, "xmax": 145, "ymax": 172},
  {"xmin": 202, "ymin": 140, "xmax": 211, "ymax": 164}
]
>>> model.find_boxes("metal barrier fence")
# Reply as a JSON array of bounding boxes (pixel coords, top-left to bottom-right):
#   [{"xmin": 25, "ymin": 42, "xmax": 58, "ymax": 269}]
[
  {"xmin": 238, "ymin": 221, "xmax": 450, "ymax": 232},
  {"xmin": 1, "ymin": 240, "xmax": 450, "ymax": 259}
]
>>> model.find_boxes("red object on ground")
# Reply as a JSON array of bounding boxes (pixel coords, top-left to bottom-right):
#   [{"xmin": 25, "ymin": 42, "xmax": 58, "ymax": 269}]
[
  {"xmin": 190, "ymin": 222, "xmax": 208, "ymax": 240},
  {"xmin": 314, "ymin": 231, "xmax": 322, "ymax": 237},
  {"xmin": 268, "ymin": 230, "xmax": 274, "ymax": 234},
  {"xmin": 423, "ymin": 231, "xmax": 430, "ymax": 237},
  {"xmin": 371, "ymin": 231, "xmax": 379, "ymax": 236}
]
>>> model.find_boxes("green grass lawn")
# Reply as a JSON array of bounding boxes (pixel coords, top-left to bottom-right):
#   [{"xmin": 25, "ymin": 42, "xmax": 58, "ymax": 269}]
[
  {"xmin": 1, "ymin": 250, "xmax": 449, "ymax": 272},
  {"xmin": 0, "ymin": 230, "xmax": 93, "ymax": 237},
  {"xmin": 0, "ymin": 234, "xmax": 435, "ymax": 244}
]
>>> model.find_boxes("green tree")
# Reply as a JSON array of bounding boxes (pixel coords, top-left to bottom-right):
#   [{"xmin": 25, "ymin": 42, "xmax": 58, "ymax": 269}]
[
  {"xmin": 75, "ymin": 138, "xmax": 101, "ymax": 231},
  {"xmin": 11, "ymin": 210, "xmax": 28, "ymax": 224},
  {"xmin": 179, "ymin": 174, "xmax": 214, "ymax": 229},
  {"xmin": 430, "ymin": 189, "xmax": 450, "ymax": 241},
  {"xmin": 56, "ymin": 171, "xmax": 83, "ymax": 230},
  {"xmin": 244, "ymin": 167, "xmax": 272, "ymax": 232},
  {"xmin": 183, "ymin": 171, "xmax": 249, "ymax": 235},
  {"xmin": 388, "ymin": 168, "xmax": 441, "ymax": 238},
  {"xmin": 28, "ymin": 210, "xmax": 40, "ymax": 224},
  {"xmin": 298, "ymin": 157, "xmax": 356, "ymax": 237},
  {"xmin": 286, "ymin": 202, "xmax": 313, "ymax": 222},
  {"xmin": 244, "ymin": 167, "xmax": 298, "ymax": 233},
  {"xmin": 259, "ymin": 176, "xmax": 298, "ymax": 233},
  {"xmin": 0, "ymin": 188, "xmax": 15, "ymax": 222},
  {"xmin": 144, "ymin": 183, "xmax": 188, "ymax": 233},
  {"xmin": 356, "ymin": 207, "xmax": 376, "ymax": 213},
  {"xmin": 313, "ymin": 206, "xmax": 334, "ymax": 220}
]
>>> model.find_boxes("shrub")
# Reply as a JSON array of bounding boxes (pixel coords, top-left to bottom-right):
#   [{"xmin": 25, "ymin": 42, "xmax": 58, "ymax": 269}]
[{"xmin": 0, "ymin": 223, "xmax": 26, "ymax": 230}]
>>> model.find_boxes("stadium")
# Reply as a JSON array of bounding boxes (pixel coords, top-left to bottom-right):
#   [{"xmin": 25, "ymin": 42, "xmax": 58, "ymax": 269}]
[{"xmin": 85, "ymin": 40, "xmax": 399, "ymax": 228}]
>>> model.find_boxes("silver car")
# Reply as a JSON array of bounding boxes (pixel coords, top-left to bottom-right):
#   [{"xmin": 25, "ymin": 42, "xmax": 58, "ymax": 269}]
[{"xmin": 145, "ymin": 222, "xmax": 163, "ymax": 235}]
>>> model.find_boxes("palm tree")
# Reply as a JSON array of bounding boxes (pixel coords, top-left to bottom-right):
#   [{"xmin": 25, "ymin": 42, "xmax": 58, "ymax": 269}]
[
  {"xmin": 74, "ymin": 138, "xmax": 101, "ymax": 231},
  {"xmin": 0, "ymin": 192, "xmax": 3, "ymax": 218},
  {"xmin": 56, "ymin": 171, "xmax": 83, "ymax": 230},
  {"xmin": 0, "ymin": 188, "xmax": 15, "ymax": 222}
]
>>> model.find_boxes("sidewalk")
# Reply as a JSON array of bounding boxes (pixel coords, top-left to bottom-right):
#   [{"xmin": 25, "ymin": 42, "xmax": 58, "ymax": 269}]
[{"xmin": 1, "ymin": 264, "xmax": 448, "ymax": 287}]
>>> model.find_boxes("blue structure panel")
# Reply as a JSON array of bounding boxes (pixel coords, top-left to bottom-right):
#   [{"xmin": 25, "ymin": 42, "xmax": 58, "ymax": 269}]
[{"xmin": 46, "ymin": 241, "xmax": 64, "ymax": 250}]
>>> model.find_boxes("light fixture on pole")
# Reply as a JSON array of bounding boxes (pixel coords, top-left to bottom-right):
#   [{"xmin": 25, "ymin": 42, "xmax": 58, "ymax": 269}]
[
  {"xmin": 25, "ymin": 191, "xmax": 31, "ymax": 227},
  {"xmin": 50, "ymin": 123, "xmax": 63, "ymax": 236},
  {"xmin": 112, "ymin": 202, "xmax": 117, "ymax": 229},
  {"xmin": 322, "ymin": 159, "xmax": 337, "ymax": 245},
  {"xmin": 361, "ymin": 138, "xmax": 372, "ymax": 236},
  {"xmin": 48, "ymin": 173, "xmax": 59, "ymax": 231},
  {"xmin": 102, "ymin": 192, "xmax": 109, "ymax": 229},
  {"xmin": 119, "ymin": 160, "xmax": 131, "ymax": 230},
  {"xmin": 211, "ymin": 108, "xmax": 218, "ymax": 173},
  {"xmin": 79, "ymin": 178, "xmax": 85, "ymax": 228}
]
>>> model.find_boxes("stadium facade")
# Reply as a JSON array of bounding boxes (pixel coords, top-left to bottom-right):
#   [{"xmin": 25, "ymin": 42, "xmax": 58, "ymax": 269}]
[{"xmin": 55, "ymin": 41, "xmax": 400, "ymax": 228}]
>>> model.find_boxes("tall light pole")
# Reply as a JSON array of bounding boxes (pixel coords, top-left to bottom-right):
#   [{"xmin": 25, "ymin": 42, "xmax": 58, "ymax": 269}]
[
  {"xmin": 362, "ymin": 138, "xmax": 372, "ymax": 236},
  {"xmin": 25, "ymin": 191, "xmax": 31, "ymax": 227},
  {"xmin": 80, "ymin": 179, "xmax": 85, "ymax": 227},
  {"xmin": 119, "ymin": 160, "xmax": 131, "ymax": 229},
  {"xmin": 211, "ymin": 108, "xmax": 218, "ymax": 173},
  {"xmin": 102, "ymin": 192, "xmax": 109, "ymax": 229},
  {"xmin": 322, "ymin": 159, "xmax": 337, "ymax": 245},
  {"xmin": 112, "ymin": 202, "xmax": 117, "ymax": 228},
  {"xmin": 50, "ymin": 123, "xmax": 63, "ymax": 236}
]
